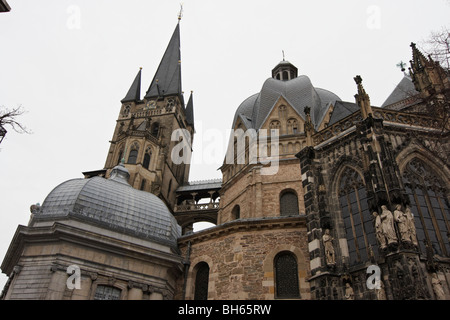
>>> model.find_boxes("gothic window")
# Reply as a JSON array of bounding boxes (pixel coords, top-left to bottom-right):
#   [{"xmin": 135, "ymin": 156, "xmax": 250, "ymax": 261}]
[
  {"xmin": 93, "ymin": 285, "xmax": 121, "ymax": 300},
  {"xmin": 127, "ymin": 142, "xmax": 140, "ymax": 164},
  {"xmin": 287, "ymin": 118, "xmax": 298, "ymax": 134},
  {"xmin": 151, "ymin": 122, "xmax": 160, "ymax": 138},
  {"xmin": 232, "ymin": 205, "xmax": 240, "ymax": 220},
  {"xmin": 274, "ymin": 251, "xmax": 300, "ymax": 299},
  {"xmin": 338, "ymin": 166, "xmax": 377, "ymax": 265},
  {"xmin": 270, "ymin": 120, "xmax": 281, "ymax": 136},
  {"xmin": 143, "ymin": 147, "xmax": 152, "ymax": 170},
  {"xmin": 194, "ymin": 262, "xmax": 209, "ymax": 300},
  {"xmin": 402, "ymin": 158, "xmax": 450, "ymax": 256},
  {"xmin": 280, "ymin": 190, "xmax": 299, "ymax": 216}
]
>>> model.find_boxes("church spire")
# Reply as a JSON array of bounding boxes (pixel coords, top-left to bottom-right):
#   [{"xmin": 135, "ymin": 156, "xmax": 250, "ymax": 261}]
[
  {"xmin": 121, "ymin": 68, "xmax": 142, "ymax": 103},
  {"xmin": 144, "ymin": 23, "xmax": 182, "ymax": 100},
  {"xmin": 185, "ymin": 91, "xmax": 194, "ymax": 127}
]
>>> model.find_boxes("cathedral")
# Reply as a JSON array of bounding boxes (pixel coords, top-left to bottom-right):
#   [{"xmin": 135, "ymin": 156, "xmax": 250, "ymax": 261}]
[{"xmin": 1, "ymin": 18, "xmax": 449, "ymax": 300}]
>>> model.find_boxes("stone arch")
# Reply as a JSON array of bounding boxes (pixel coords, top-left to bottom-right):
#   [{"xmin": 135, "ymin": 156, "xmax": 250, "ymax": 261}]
[
  {"xmin": 262, "ymin": 245, "xmax": 309, "ymax": 299},
  {"xmin": 396, "ymin": 146, "xmax": 450, "ymax": 191},
  {"xmin": 185, "ymin": 255, "xmax": 214, "ymax": 300}
]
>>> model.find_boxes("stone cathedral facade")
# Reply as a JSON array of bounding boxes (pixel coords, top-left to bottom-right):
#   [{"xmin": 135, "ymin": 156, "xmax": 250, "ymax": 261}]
[{"xmin": 1, "ymin": 20, "xmax": 449, "ymax": 300}]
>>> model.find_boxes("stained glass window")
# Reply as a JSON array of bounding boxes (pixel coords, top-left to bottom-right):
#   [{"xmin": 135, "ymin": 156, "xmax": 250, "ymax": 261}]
[
  {"xmin": 274, "ymin": 251, "xmax": 300, "ymax": 298},
  {"xmin": 338, "ymin": 166, "xmax": 377, "ymax": 265},
  {"xmin": 402, "ymin": 158, "xmax": 449, "ymax": 256}
]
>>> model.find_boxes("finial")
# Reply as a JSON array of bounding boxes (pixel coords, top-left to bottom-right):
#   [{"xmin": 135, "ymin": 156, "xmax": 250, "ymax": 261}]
[
  {"xmin": 396, "ymin": 61, "xmax": 406, "ymax": 73},
  {"xmin": 139, "ymin": 67, "xmax": 143, "ymax": 70},
  {"xmin": 354, "ymin": 75, "xmax": 363, "ymax": 85},
  {"xmin": 178, "ymin": 3, "xmax": 184, "ymax": 21},
  {"xmin": 282, "ymin": 50, "xmax": 285, "ymax": 61}
]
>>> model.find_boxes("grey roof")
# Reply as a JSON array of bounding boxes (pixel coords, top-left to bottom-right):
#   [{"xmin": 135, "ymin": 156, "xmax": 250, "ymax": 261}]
[
  {"xmin": 185, "ymin": 91, "xmax": 194, "ymax": 127},
  {"xmin": 37, "ymin": 164, "xmax": 181, "ymax": 247},
  {"xmin": 328, "ymin": 101, "xmax": 360, "ymax": 126},
  {"xmin": 121, "ymin": 68, "xmax": 142, "ymax": 103},
  {"xmin": 381, "ymin": 75, "xmax": 419, "ymax": 108},
  {"xmin": 232, "ymin": 75, "xmax": 341, "ymax": 130},
  {"xmin": 145, "ymin": 23, "xmax": 182, "ymax": 100},
  {"xmin": 176, "ymin": 179, "xmax": 222, "ymax": 193}
]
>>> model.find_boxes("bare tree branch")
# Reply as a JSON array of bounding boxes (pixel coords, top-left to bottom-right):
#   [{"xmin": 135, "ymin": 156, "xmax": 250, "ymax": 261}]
[{"xmin": 0, "ymin": 105, "xmax": 32, "ymax": 134}]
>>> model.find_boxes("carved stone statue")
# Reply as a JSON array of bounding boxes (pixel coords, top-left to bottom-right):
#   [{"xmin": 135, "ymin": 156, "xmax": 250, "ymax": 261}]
[
  {"xmin": 394, "ymin": 204, "xmax": 409, "ymax": 242},
  {"xmin": 431, "ymin": 273, "xmax": 446, "ymax": 300},
  {"xmin": 380, "ymin": 205, "xmax": 397, "ymax": 245},
  {"xmin": 344, "ymin": 282, "xmax": 354, "ymax": 300},
  {"xmin": 373, "ymin": 211, "xmax": 386, "ymax": 249},
  {"xmin": 405, "ymin": 206, "xmax": 418, "ymax": 246},
  {"xmin": 322, "ymin": 229, "xmax": 335, "ymax": 266}
]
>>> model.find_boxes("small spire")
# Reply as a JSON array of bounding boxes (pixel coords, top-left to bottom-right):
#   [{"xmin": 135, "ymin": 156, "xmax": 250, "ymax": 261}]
[
  {"xmin": 121, "ymin": 68, "xmax": 142, "ymax": 103},
  {"xmin": 354, "ymin": 75, "xmax": 373, "ymax": 119}
]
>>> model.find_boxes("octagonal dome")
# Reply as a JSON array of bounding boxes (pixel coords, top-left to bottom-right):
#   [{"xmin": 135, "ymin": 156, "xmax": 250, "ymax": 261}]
[
  {"xmin": 35, "ymin": 164, "xmax": 181, "ymax": 247},
  {"xmin": 232, "ymin": 65, "xmax": 341, "ymax": 131}
]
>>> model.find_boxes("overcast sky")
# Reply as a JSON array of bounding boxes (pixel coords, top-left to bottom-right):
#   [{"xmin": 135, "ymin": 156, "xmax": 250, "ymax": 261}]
[{"xmin": 1, "ymin": 0, "xmax": 449, "ymax": 291}]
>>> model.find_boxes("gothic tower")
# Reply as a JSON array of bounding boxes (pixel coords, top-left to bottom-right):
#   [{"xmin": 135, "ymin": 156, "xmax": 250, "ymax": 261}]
[{"xmin": 103, "ymin": 21, "xmax": 194, "ymax": 211}]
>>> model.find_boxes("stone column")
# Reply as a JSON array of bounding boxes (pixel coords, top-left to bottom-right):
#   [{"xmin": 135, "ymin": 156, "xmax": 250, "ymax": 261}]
[{"xmin": 127, "ymin": 281, "xmax": 147, "ymax": 300}]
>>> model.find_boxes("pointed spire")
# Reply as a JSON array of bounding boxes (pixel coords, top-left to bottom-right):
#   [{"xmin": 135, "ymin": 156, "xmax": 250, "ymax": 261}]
[
  {"xmin": 121, "ymin": 68, "xmax": 142, "ymax": 103},
  {"xmin": 145, "ymin": 23, "xmax": 182, "ymax": 100},
  {"xmin": 185, "ymin": 91, "xmax": 194, "ymax": 127},
  {"xmin": 354, "ymin": 75, "xmax": 373, "ymax": 119}
]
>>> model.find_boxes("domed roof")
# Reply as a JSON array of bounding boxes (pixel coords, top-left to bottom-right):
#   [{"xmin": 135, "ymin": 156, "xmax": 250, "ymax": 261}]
[
  {"xmin": 35, "ymin": 164, "xmax": 181, "ymax": 247},
  {"xmin": 232, "ymin": 71, "xmax": 341, "ymax": 130}
]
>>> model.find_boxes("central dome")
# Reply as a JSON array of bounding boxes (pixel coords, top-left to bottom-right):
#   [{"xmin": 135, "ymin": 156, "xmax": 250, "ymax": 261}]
[
  {"xmin": 34, "ymin": 164, "xmax": 181, "ymax": 247},
  {"xmin": 232, "ymin": 61, "xmax": 341, "ymax": 130}
]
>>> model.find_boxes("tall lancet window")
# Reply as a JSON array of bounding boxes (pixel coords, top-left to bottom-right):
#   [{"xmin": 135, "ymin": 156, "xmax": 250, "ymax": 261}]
[
  {"xmin": 402, "ymin": 158, "xmax": 449, "ymax": 257},
  {"xmin": 194, "ymin": 262, "xmax": 209, "ymax": 300},
  {"xmin": 338, "ymin": 166, "xmax": 377, "ymax": 265}
]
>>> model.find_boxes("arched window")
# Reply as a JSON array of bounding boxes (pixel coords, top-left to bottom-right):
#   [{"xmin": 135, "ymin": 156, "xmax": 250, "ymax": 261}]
[
  {"xmin": 232, "ymin": 205, "xmax": 240, "ymax": 220},
  {"xmin": 127, "ymin": 142, "xmax": 140, "ymax": 164},
  {"xmin": 143, "ymin": 147, "xmax": 152, "ymax": 170},
  {"xmin": 287, "ymin": 118, "xmax": 298, "ymax": 134},
  {"xmin": 274, "ymin": 251, "xmax": 300, "ymax": 299},
  {"xmin": 151, "ymin": 122, "xmax": 160, "ymax": 138},
  {"xmin": 282, "ymin": 70, "xmax": 289, "ymax": 81},
  {"xmin": 338, "ymin": 166, "xmax": 377, "ymax": 265},
  {"xmin": 270, "ymin": 120, "xmax": 281, "ymax": 136},
  {"xmin": 140, "ymin": 179, "xmax": 146, "ymax": 191},
  {"xmin": 194, "ymin": 262, "xmax": 209, "ymax": 300},
  {"xmin": 402, "ymin": 158, "xmax": 449, "ymax": 256},
  {"xmin": 94, "ymin": 285, "xmax": 121, "ymax": 300},
  {"xmin": 280, "ymin": 190, "xmax": 299, "ymax": 216}
]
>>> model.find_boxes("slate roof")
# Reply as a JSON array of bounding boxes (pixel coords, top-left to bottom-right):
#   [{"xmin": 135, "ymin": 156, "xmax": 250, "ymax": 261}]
[
  {"xmin": 381, "ymin": 75, "xmax": 419, "ymax": 108},
  {"xmin": 36, "ymin": 164, "xmax": 181, "ymax": 247},
  {"xmin": 144, "ymin": 23, "xmax": 182, "ymax": 100},
  {"xmin": 121, "ymin": 68, "xmax": 142, "ymax": 103},
  {"xmin": 232, "ymin": 73, "xmax": 341, "ymax": 130},
  {"xmin": 327, "ymin": 101, "xmax": 360, "ymax": 126}
]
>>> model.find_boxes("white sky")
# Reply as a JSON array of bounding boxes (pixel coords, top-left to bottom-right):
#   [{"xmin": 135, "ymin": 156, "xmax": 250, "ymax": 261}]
[{"xmin": 1, "ymin": 0, "xmax": 449, "ymax": 291}]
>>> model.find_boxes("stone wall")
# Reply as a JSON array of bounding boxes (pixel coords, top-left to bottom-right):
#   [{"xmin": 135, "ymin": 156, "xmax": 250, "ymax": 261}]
[{"xmin": 176, "ymin": 216, "xmax": 310, "ymax": 300}]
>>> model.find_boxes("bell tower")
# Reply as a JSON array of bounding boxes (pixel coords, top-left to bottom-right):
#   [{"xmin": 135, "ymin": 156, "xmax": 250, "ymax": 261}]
[{"xmin": 103, "ymin": 20, "xmax": 195, "ymax": 211}]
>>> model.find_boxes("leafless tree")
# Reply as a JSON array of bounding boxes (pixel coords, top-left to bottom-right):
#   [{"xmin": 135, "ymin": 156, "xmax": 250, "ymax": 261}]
[
  {"xmin": 422, "ymin": 26, "xmax": 450, "ymax": 74},
  {"xmin": 0, "ymin": 105, "xmax": 31, "ymax": 135}
]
